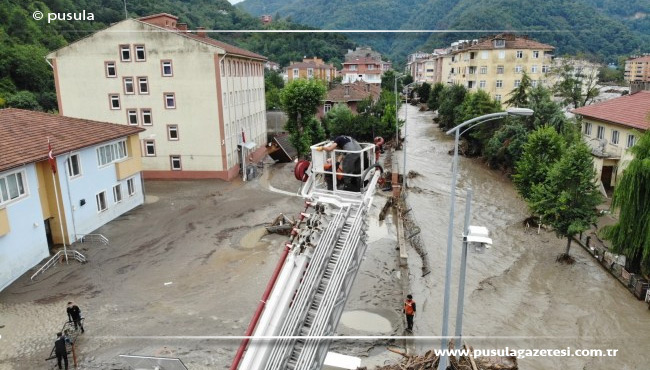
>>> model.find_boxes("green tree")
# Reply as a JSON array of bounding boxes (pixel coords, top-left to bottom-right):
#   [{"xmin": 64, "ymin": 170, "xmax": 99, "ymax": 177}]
[
  {"xmin": 484, "ymin": 120, "xmax": 529, "ymax": 172},
  {"xmin": 530, "ymin": 142, "xmax": 601, "ymax": 259},
  {"xmin": 455, "ymin": 90, "xmax": 502, "ymax": 155},
  {"xmin": 280, "ymin": 79, "xmax": 327, "ymax": 157},
  {"xmin": 427, "ymin": 82, "xmax": 445, "ymax": 111},
  {"xmin": 550, "ymin": 59, "xmax": 600, "ymax": 108},
  {"xmin": 513, "ymin": 126, "xmax": 566, "ymax": 200},
  {"xmin": 602, "ymin": 130, "xmax": 650, "ymax": 274},
  {"xmin": 505, "ymin": 72, "xmax": 532, "ymax": 107},
  {"xmin": 402, "ymin": 74, "xmax": 414, "ymax": 86},
  {"xmin": 416, "ymin": 82, "xmax": 431, "ymax": 103},
  {"xmin": 5, "ymin": 90, "xmax": 41, "ymax": 110},
  {"xmin": 323, "ymin": 103, "xmax": 355, "ymax": 137},
  {"xmin": 381, "ymin": 70, "xmax": 402, "ymax": 92},
  {"xmin": 437, "ymin": 84, "xmax": 467, "ymax": 131}
]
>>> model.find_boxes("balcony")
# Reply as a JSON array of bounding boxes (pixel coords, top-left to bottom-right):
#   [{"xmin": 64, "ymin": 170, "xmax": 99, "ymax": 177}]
[{"xmin": 115, "ymin": 157, "xmax": 142, "ymax": 180}]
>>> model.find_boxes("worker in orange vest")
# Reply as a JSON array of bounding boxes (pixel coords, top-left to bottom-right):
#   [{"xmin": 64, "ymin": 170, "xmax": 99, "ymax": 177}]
[{"xmin": 403, "ymin": 294, "xmax": 416, "ymax": 332}]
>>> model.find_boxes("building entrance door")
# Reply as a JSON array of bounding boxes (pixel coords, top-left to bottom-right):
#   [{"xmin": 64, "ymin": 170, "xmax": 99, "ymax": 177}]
[
  {"xmin": 601, "ymin": 166, "xmax": 614, "ymax": 191},
  {"xmin": 44, "ymin": 219, "xmax": 54, "ymax": 251}
]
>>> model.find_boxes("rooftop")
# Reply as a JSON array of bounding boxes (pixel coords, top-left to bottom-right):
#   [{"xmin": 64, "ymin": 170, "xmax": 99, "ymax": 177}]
[
  {"xmin": 464, "ymin": 33, "xmax": 554, "ymax": 51},
  {"xmin": 627, "ymin": 55, "xmax": 650, "ymax": 63},
  {"xmin": 325, "ymin": 81, "xmax": 381, "ymax": 103},
  {"xmin": 0, "ymin": 109, "xmax": 144, "ymax": 172},
  {"xmin": 572, "ymin": 91, "xmax": 650, "ymax": 131}
]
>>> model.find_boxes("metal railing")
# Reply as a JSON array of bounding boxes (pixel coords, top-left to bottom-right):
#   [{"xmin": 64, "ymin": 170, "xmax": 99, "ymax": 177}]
[
  {"xmin": 31, "ymin": 250, "xmax": 87, "ymax": 280},
  {"xmin": 77, "ymin": 233, "xmax": 109, "ymax": 246}
]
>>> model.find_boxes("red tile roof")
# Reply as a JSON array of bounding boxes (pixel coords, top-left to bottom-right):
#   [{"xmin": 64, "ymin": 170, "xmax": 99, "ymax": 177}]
[
  {"xmin": 628, "ymin": 56, "xmax": 650, "ymax": 63},
  {"xmin": 343, "ymin": 58, "xmax": 381, "ymax": 65},
  {"xmin": 0, "ymin": 109, "xmax": 144, "ymax": 172},
  {"xmin": 465, "ymin": 34, "xmax": 554, "ymax": 51},
  {"xmin": 572, "ymin": 91, "xmax": 650, "ymax": 131},
  {"xmin": 325, "ymin": 81, "xmax": 381, "ymax": 103}
]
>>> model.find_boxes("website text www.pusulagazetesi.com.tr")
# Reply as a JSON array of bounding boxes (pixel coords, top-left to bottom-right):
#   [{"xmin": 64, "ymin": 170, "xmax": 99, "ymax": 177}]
[{"xmin": 435, "ymin": 347, "xmax": 618, "ymax": 359}]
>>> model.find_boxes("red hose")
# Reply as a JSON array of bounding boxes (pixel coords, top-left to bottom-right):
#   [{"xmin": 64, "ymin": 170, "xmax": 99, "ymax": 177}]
[{"xmin": 230, "ymin": 243, "xmax": 290, "ymax": 369}]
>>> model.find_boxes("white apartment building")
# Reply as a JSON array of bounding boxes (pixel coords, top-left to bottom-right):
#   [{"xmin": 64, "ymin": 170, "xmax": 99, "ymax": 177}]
[{"xmin": 47, "ymin": 13, "xmax": 267, "ymax": 180}]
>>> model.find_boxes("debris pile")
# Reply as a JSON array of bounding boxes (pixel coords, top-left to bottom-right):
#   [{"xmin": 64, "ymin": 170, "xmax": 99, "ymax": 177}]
[{"xmin": 265, "ymin": 213, "xmax": 295, "ymax": 235}]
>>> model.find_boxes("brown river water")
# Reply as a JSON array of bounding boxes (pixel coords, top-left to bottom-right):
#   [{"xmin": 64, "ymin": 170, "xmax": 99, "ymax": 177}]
[{"xmin": 399, "ymin": 104, "xmax": 650, "ymax": 370}]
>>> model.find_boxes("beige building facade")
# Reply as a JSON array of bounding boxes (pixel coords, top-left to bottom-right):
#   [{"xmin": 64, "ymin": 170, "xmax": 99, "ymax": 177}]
[
  {"xmin": 443, "ymin": 34, "xmax": 554, "ymax": 104},
  {"xmin": 625, "ymin": 55, "xmax": 650, "ymax": 83},
  {"xmin": 47, "ymin": 14, "xmax": 267, "ymax": 180},
  {"xmin": 287, "ymin": 57, "xmax": 337, "ymax": 82}
]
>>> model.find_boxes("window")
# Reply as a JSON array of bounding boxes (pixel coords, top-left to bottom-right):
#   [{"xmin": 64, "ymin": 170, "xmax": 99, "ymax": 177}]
[
  {"xmin": 584, "ymin": 122, "xmax": 592, "ymax": 136},
  {"xmin": 141, "ymin": 109, "xmax": 152, "ymax": 125},
  {"xmin": 611, "ymin": 130, "xmax": 619, "ymax": 145},
  {"xmin": 494, "ymin": 39, "xmax": 505, "ymax": 48},
  {"xmin": 531, "ymin": 65, "xmax": 538, "ymax": 73},
  {"xmin": 350, "ymin": 64, "xmax": 357, "ymax": 71},
  {"xmin": 164, "ymin": 93, "xmax": 176, "ymax": 109},
  {"xmin": 542, "ymin": 65, "xmax": 550, "ymax": 73},
  {"xmin": 495, "ymin": 94, "xmax": 502, "ymax": 102},
  {"xmin": 324, "ymin": 103, "xmax": 332, "ymax": 113},
  {"xmin": 127, "ymin": 109, "xmax": 138, "ymax": 125},
  {"xmin": 468, "ymin": 66, "xmax": 476, "ymax": 74},
  {"xmin": 515, "ymin": 65, "xmax": 523, "ymax": 73},
  {"xmin": 109, "ymin": 94, "xmax": 120, "ymax": 110},
  {"xmin": 514, "ymin": 80, "xmax": 521, "ymax": 88},
  {"xmin": 479, "ymin": 80, "xmax": 486, "ymax": 89},
  {"xmin": 516, "ymin": 50, "xmax": 523, "ymax": 59},
  {"xmin": 120, "ymin": 45, "xmax": 131, "ymax": 62},
  {"xmin": 293, "ymin": 68, "xmax": 299, "ymax": 78},
  {"xmin": 481, "ymin": 51, "xmax": 489, "ymax": 60},
  {"xmin": 127, "ymin": 178, "xmax": 136, "ymax": 196},
  {"xmin": 531, "ymin": 80, "xmax": 538, "ymax": 87},
  {"xmin": 123, "ymin": 77, "xmax": 134, "ymax": 94},
  {"xmin": 66, "ymin": 154, "xmax": 81, "ymax": 178},
  {"xmin": 113, "ymin": 184, "xmax": 122, "ymax": 203},
  {"xmin": 138, "ymin": 77, "xmax": 149, "ymax": 94},
  {"xmin": 168, "ymin": 125, "xmax": 179, "ymax": 140},
  {"xmin": 480, "ymin": 66, "xmax": 487, "ymax": 74},
  {"xmin": 144, "ymin": 140, "xmax": 156, "ymax": 156},
  {"xmin": 498, "ymin": 51, "xmax": 505, "ymax": 59},
  {"xmin": 0, "ymin": 171, "xmax": 27, "ymax": 205},
  {"xmin": 533, "ymin": 50, "xmax": 540, "ymax": 59},
  {"xmin": 170, "ymin": 155, "xmax": 182, "ymax": 170},
  {"xmin": 96, "ymin": 191, "xmax": 107, "ymax": 212},
  {"xmin": 134, "ymin": 45, "xmax": 146, "ymax": 61},
  {"xmin": 496, "ymin": 80, "xmax": 503, "ymax": 88},
  {"xmin": 597, "ymin": 125, "xmax": 605, "ymax": 140},
  {"xmin": 496, "ymin": 65, "xmax": 504, "ymax": 74},
  {"xmin": 97, "ymin": 141, "xmax": 127, "ymax": 166},
  {"xmin": 161, "ymin": 60, "xmax": 173, "ymax": 76},
  {"xmin": 627, "ymin": 134, "xmax": 636, "ymax": 148},
  {"xmin": 105, "ymin": 62, "xmax": 117, "ymax": 77}
]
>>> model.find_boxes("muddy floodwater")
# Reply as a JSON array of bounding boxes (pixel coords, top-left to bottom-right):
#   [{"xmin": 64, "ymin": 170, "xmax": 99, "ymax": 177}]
[{"xmin": 399, "ymin": 104, "xmax": 650, "ymax": 369}]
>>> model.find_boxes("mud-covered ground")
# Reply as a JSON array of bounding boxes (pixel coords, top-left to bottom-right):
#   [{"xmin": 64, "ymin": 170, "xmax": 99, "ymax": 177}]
[{"xmin": 0, "ymin": 163, "xmax": 406, "ymax": 369}]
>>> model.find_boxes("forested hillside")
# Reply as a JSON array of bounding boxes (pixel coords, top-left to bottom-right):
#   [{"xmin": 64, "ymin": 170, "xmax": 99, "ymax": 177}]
[
  {"xmin": 239, "ymin": 0, "xmax": 650, "ymax": 66},
  {"xmin": 0, "ymin": 0, "xmax": 354, "ymax": 111}
]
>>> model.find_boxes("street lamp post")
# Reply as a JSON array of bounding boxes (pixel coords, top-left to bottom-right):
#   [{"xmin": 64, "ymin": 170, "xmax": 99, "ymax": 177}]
[{"xmin": 438, "ymin": 108, "xmax": 533, "ymax": 370}]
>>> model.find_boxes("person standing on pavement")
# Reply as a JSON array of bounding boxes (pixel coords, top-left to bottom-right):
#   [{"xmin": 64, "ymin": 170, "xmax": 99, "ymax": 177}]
[
  {"xmin": 67, "ymin": 301, "xmax": 84, "ymax": 333},
  {"xmin": 54, "ymin": 332, "xmax": 71, "ymax": 370},
  {"xmin": 403, "ymin": 294, "xmax": 416, "ymax": 332}
]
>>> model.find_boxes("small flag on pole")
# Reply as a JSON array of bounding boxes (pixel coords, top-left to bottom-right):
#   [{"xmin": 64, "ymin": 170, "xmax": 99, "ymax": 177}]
[{"xmin": 48, "ymin": 139, "xmax": 57, "ymax": 174}]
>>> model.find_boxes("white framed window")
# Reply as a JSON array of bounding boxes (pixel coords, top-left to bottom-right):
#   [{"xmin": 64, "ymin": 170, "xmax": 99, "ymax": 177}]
[
  {"xmin": 350, "ymin": 64, "xmax": 357, "ymax": 71},
  {"xmin": 514, "ymin": 80, "xmax": 521, "ymax": 88},
  {"xmin": 127, "ymin": 109, "xmax": 138, "ymax": 125},
  {"xmin": 480, "ymin": 66, "xmax": 487, "ymax": 74},
  {"xmin": 113, "ymin": 184, "xmax": 122, "ymax": 203},
  {"xmin": 127, "ymin": 177, "xmax": 136, "ymax": 196},
  {"xmin": 496, "ymin": 66, "xmax": 504, "ymax": 74},
  {"xmin": 627, "ymin": 134, "xmax": 636, "ymax": 148},
  {"xmin": 96, "ymin": 140, "xmax": 127, "ymax": 166},
  {"xmin": 168, "ymin": 125, "xmax": 179, "ymax": 140},
  {"xmin": 120, "ymin": 45, "xmax": 131, "ymax": 62},
  {"xmin": 164, "ymin": 93, "xmax": 176, "ymax": 109},
  {"xmin": 105, "ymin": 62, "xmax": 116, "ymax": 77},
  {"xmin": 531, "ymin": 80, "xmax": 538, "ymax": 87},
  {"xmin": 479, "ymin": 80, "xmax": 486, "ymax": 89},
  {"xmin": 496, "ymin": 80, "xmax": 503, "ymax": 88},
  {"xmin": 307, "ymin": 68, "xmax": 314, "ymax": 78},
  {"xmin": 597, "ymin": 125, "xmax": 605, "ymax": 140},
  {"xmin": 134, "ymin": 45, "xmax": 146, "ymax": 61},
  {"xmin": 481, "ymin": 51, "xmax": 489, "ymax": 59},
  {"xmin": 611, "ymin": 130, "xmax": 619, "ymax": 145},
  {"xmin": 515, "ymin": 65, "xmax": 523, "ymax": 73},
  {"xmin": 96, "ymin": 191, "xmax": 107, "ymax": 212},
  {"xmin": 161, "ymin": 60, "xmax": 173, "ymax": 76},
  {"xmin": 584, "ymin": 122, "xmax": 592, "ymax": 136},
  {"xmin": 123, "ymin": 77, "xmax": 134, "ymax": 94},
  {"xmin": 66, "ymin": 154, "xmax": 82, "ymax": 178},
  {"xmin": 498, "ymin": 51, "xmax": 505, "ymax": 59},
  {"xmin": 516, "ymin": 50, "xmax": 523, "ymax": 59},
  {"xmin": 109, "ymin": 94, "xmax": 120, "ymax": 110},
  {"xmin": 293, "ymin": 68, "xmax": 299, "ymax": 78},
  {"xmin": 144, "ymin": 140, "xmax": 156, "ymax": 156},
  {"xmin": 494, "ymin": 39, "xmax": 505, "ymax": 48},
  {"xmin": 533, "ymin": 50, "xmax": 540, "ymax": 59},
  {"xmin": 141, "ymin": 109, "xmax": 152, "ymax": 125},
  {"xmin": 170, "ymin": 155, "xmax": 182, "ymax": 170},
  {"xmin": 495, "ymin": 94, "xmax": 502, "ymax": 102},
  {"xmin": 531, "ymin": 65, "xmax": 538, "ymax": 73},
  {"xmin": 542, "ymin": 65, "xmax": 550, "ymax": 73},
  {"xmin": 138, "ymin": 77, "xmax": 149, "ymax": 94},
  {"xmin": 0, "ymin": 170, "xmax": 27, "ymax": 205}
]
